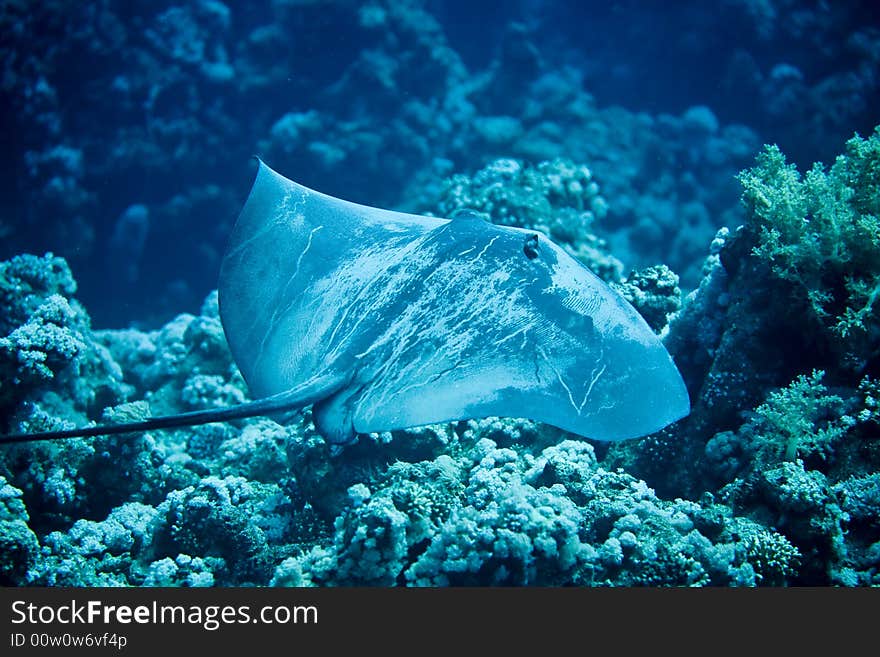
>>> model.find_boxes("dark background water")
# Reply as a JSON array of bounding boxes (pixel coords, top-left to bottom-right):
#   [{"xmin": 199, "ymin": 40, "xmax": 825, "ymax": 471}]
[{"xmin": 1, "ymin": 0, "xmax": 877, "ymax": 328}]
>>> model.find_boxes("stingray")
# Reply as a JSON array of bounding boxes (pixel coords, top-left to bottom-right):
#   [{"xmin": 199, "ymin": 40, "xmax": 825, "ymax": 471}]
[{"xmin": 0, "ymin": 161, "xmax": 689, "ymax": 446}]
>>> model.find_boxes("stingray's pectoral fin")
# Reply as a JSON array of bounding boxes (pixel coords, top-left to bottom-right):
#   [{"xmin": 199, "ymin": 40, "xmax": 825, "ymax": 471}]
[{"xmin": 0, "ymin": 372, "xmax": 345, "ymax": 446}]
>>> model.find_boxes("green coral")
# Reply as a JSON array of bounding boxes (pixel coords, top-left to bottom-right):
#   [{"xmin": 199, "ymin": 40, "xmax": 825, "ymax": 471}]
[
  {"xmin": 738, "ymin": 128, "xmax": 880, "ymax": 349},
  {"xmin": 751, "ymin": 370, "xmax": 854, "ymax": 463},
  {"xmin": 702, "ymin": 368, "xmax": 878, "ymax": 483}
]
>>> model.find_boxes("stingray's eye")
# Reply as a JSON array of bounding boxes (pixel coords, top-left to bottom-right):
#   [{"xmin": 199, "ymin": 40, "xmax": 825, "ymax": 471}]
[{"xmin": 523, "ymin": 234, "xmax": 540, "ymax": 260}]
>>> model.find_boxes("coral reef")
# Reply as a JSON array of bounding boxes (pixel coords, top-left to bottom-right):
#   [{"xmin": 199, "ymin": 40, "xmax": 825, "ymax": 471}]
[
  {"xmin": 738, "ymin": 129, "xmax": 880, "ymax": 364},
  {"xmin": 605, "ymin": 129, "xmax": 880, "ymax": 584},
  {"xmin": 1, "ymin": 180, "xmax": 878, "ymax": 586}
]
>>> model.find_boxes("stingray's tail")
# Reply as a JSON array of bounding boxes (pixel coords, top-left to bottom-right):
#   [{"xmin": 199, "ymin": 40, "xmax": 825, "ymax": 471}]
[
  {"xmin": 0, "ymin": 395, "xmax": 298, "ymax": 446},
  {"xmin": 0, "ymin": 374, "xmax": 343, "ymax": 446}
]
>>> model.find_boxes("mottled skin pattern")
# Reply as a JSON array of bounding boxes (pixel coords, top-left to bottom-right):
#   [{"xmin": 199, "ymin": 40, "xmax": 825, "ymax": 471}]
[{"xmin": 219, "ymin": 162, "xmax": 690, "ymax": 444}]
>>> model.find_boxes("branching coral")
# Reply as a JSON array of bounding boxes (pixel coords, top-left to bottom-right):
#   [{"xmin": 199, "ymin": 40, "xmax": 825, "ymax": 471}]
[
  {"xmin": 738, "ymin": 128, "xmax": 880, "ymax": 353},
  {"xmin": 751, "ymin": 370, "xmax": 854, "ymax": 463}
]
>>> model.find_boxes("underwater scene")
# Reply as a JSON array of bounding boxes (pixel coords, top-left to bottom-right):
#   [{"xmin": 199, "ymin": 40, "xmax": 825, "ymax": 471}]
[{"xmin": 1, "ymin": 0, "xmax": 879, "ymax": 587}]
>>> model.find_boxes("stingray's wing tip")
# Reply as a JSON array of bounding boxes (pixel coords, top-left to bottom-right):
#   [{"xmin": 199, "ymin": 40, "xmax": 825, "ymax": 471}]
[
  {"xmin": 671, "ymin": 363, "xmax": 691, "ymax": 414},
  {"xmin": 668, "ymin": 389, "xmax": 692, "ymax": 428},
  {"xmin": 644, "ymin": 364, "xmax": 691, "ymax": 437},
  {"xmin": 249, "ymin": 155, "xmax": 274, "ymax": 175}
]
